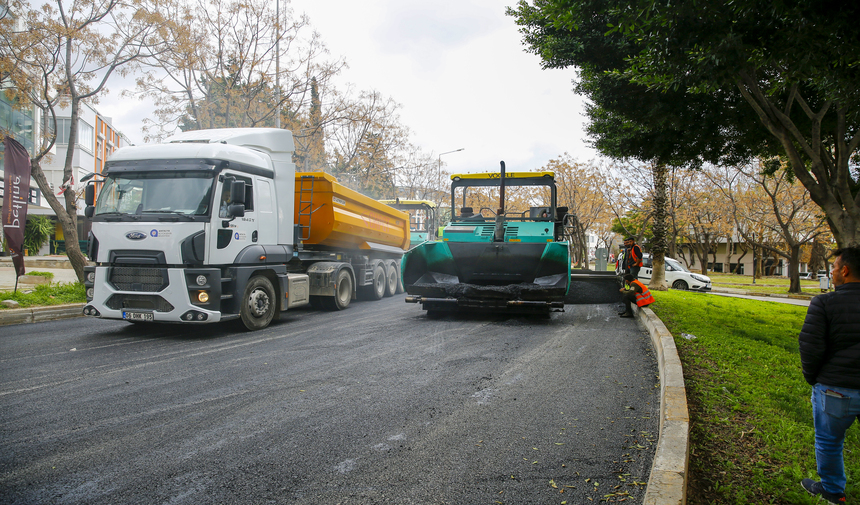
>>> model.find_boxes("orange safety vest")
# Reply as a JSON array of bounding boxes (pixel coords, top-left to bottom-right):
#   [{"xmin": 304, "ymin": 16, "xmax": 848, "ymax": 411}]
[
  {"xmin": 628, "ymin": 279, "xmax": 655, "ymax": 307},
  {"xmin": 627, "ymin": 245, "xmax": 643, "ymax": 268}
]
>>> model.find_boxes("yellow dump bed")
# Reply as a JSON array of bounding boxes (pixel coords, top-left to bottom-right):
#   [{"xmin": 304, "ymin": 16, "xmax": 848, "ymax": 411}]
[{"xmin": 295, "ymin": 172, "xmax": 410, "ymax": 251}]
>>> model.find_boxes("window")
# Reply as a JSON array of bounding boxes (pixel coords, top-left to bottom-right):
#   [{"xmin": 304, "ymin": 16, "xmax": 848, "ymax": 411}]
[
  {"xmin": 55, "ymin": 118, "xmax": 72, "ymax": 143},
  {"xmin": 218, "ymin": 174, "xmax": 253, "ymax": 217},
  {"xmin": 54, "ymin": 118, "xmax": 94, "ymax": 149},
  {"xmin": 78, "ymin": 120, "xmax": 94, "ymax": 150}
]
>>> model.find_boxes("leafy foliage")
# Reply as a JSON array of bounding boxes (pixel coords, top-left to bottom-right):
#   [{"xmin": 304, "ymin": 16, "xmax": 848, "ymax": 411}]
[
  {"xmin": 508, "ymin": 0, "xmax": 860, "ymax": 247},
  {"xmin": 23, "ymin": 215, "xmax": 53, "ymax": 254}
]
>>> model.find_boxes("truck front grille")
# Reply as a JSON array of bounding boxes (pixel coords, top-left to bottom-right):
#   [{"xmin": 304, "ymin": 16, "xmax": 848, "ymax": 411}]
[
  {"xmin": 109, "ymin": 267, "xmax": 168, "ymax": 292},
  {"xmin": 105, "ymin": 294, "xmax": 174, "ymax": 312}
]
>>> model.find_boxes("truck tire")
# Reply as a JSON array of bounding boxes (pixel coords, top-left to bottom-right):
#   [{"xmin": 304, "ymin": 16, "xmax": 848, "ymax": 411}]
[
  {"xmin": 359, "ymin": 264, "xmax": 386, "ymax": 301},
  {"xmin": 322, "ymin": 269, "xmax": 353, "ymax": 311},
  {"xmin": 384, "ymin": 261, "xmax": 398, "ymax": 297},
  {"xmin": 240, "ymin": 275, "xmax": 276, "ymax": 330}
]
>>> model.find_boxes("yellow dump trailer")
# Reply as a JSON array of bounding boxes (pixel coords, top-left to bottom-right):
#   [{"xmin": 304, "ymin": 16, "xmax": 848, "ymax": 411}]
[{"xmin": 295, "ymin": 172, "xmax": 410, "ymax": 252}]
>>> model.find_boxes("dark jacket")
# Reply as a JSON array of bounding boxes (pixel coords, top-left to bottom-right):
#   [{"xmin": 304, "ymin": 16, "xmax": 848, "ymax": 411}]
[{"xmin": 798, "ymin": 282, "xmax": 860, "ymax": 388}]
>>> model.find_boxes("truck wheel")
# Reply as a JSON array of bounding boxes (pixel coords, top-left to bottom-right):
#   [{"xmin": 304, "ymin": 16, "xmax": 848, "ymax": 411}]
[
  {"xmin": 359, "ymin": 264, "xmax": 386, "ymax": 301},
  {"xmin": 384, "ymin": 262, "xmax": 398, "ymax": 297},
  {"xmin": 240, "ymin": 275, "xmax": 276, "ymax": 330},
  {"xmin": 322, "ymin": 269, "xmax": 352, "ymax": 311}
]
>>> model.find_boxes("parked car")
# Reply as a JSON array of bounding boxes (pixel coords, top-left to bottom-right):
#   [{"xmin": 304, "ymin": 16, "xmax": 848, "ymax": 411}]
[
  {"xmin": 798, "ymin": 272, "xmax": 817, "ymax": 280},
  {"xmin": 639, "ymin": 254, "xmax": 712, "ymax": 291}
]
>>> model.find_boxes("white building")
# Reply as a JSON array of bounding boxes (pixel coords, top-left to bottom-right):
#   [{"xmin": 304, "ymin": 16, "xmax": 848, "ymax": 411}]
[{"xmin": 2, "ymin": 98, "xmax": 132, "ymax": 255}]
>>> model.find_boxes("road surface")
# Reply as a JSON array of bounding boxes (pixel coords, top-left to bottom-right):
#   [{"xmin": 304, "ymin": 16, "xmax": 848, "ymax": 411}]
[{"xmin": 1, "ymin": 296, "xmax": 659, "ymax": 504}]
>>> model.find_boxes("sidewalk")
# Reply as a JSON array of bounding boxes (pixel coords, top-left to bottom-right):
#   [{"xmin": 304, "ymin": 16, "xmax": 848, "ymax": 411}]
[
  {"xmin": 0, "ymin": 256, "xmax": 82, "ymax": 292},
  {"xmin": 0, "ymin": 256, "xmax": 86, "ymax": 325}
]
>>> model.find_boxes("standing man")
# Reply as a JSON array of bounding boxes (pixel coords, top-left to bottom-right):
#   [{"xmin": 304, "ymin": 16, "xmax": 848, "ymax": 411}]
[
  {"xmin": 623, "ymin": 236, "xmax": 643, "ymax": 279},
  {"xmin": 799, "ymin": 247, "xmax": 860, "ymax": 504}
]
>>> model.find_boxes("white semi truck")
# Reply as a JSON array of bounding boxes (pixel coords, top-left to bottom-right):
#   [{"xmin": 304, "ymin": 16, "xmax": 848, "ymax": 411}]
[{"xmin": 82, "ymin": 128, "xmax": 409, "ymax": 330}]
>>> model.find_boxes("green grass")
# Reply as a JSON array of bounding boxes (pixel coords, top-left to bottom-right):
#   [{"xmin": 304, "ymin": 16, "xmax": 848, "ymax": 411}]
[
  {"xmin": 26, "ymin": 270, "xmax": 55, "ymax": 281},
  {"xmin": 708, "ymin": 273, "xmax": 823, "ymax": 296},
  {"xmin": 0, "ymin": 282, "xmax": 86, "ymax": 308},
  {"xmin": 649, "ymin": 290, "xmax": 859, "ymax": 504}
]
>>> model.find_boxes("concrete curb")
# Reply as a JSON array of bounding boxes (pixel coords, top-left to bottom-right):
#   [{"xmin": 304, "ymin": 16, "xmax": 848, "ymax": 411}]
[
  {"xmin": 0, "ymin": 303, "xmax": 85, "ymax": 326},
  {"xmin": 640, "ymin": 306, "xmax": 690, "ymax": 505}
]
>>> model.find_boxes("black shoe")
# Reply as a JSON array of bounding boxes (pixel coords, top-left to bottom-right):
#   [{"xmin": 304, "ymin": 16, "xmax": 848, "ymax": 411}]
[
  {"xmin": 618, "ymin": 311, "xmax": 627, "ymax": 315},
  {"xmin": 801, "ymin": 479, "xmax": 847, "ymax": 504},
  {"xmin": 619, "ymin": 312, "xmax": 634, "ymax": 318}
]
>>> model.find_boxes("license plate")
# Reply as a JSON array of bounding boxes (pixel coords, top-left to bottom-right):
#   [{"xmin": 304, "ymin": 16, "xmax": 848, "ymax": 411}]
[{"xmin": 123, "ymin": 311, "xmax": 154, "ymax": 322}]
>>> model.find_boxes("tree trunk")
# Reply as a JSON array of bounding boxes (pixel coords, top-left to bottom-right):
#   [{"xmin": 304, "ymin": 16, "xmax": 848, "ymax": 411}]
[
  {"xmin": 29, "ymin": 160, "xmax": 87, "ymax": 282},
  {"xmin": 788, "ymin": 245, "xmax": 801, "ymax": 294},
  {"xmin": 649, "ymin": 163, "xmax": 668, "ymax": 290}
]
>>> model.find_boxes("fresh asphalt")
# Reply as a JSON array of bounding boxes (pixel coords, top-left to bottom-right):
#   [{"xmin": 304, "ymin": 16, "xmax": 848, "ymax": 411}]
[{"xmin": 0, "ymin": 296, "xmax": 661, "ymax": 504}]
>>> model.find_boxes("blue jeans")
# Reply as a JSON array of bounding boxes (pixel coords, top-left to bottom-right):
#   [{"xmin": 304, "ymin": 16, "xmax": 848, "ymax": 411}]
[{"xmin": 812, "ymin": 383, "xmax": 860, "ymax": 494}]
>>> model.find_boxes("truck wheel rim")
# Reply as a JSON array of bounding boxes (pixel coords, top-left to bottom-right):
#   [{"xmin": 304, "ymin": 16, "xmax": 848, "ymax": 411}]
[{"xmin": 249, "ymin": 289, "xmax": 270, "ymax": 317}]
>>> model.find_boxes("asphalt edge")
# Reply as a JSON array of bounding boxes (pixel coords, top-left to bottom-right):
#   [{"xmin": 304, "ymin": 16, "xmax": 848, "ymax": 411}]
[
  {"xmin": 0, "ymin": 303, "xmax": 85, "ymax": 326},
  {"xmin": 639, "ymin": 306, "xmax": 690, "ymax": 505}
]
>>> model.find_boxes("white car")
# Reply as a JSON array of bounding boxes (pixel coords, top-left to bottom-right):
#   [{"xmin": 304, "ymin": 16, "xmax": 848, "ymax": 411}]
[{"xmin": 639, "ymin": 254, "xmax": 712, "ymax": 291}]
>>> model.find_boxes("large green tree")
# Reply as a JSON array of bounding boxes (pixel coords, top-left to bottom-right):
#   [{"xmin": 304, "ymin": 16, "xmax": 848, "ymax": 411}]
[
  {"xmin": 510, "ymin": 0, "xmax": 860, "ymax": 247},
  {"xmin": 508, "ymin": 0, "xmax": 775, "ymax": 288}
]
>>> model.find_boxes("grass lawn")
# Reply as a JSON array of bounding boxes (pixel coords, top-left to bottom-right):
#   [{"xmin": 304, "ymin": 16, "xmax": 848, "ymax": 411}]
[
  {"xmin": 649, "ymin": 290, "xmax": 859, "ymax": 504},
  {"xmin": 707, "ymin": 273, "xmax": 824, "ymax": 296},
  {"xmin": 0, "ymin": 282, "xmax": 85, "ymax": 308}
]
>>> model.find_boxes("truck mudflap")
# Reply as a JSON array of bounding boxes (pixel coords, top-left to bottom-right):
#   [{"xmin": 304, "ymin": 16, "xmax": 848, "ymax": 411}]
[
  {"xmin": 82, "ymin": 266, "xmax": 227, "ymax": 323},
  {"xmin": 402, "ymin": 241, "xmax": 570, "ymax": 310}
]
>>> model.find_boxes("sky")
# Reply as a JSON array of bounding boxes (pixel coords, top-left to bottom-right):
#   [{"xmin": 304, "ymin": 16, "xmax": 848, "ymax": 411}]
[{"xmin": 102, "ymin": 0, "xmax": 599, "ymax": 175}]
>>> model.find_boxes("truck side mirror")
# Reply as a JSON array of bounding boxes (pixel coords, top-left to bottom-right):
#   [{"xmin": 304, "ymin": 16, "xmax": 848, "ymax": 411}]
[
  {"xmin": 85, "ymin": 184, "xmax": 95, "ymax": 206},
  {"xmin": 228, "ymin": 203, "xmax": 245, "ymax": 218},
  {"xmin": 231, "ymin": 180, "xmax": 246, "ymax": 204}
]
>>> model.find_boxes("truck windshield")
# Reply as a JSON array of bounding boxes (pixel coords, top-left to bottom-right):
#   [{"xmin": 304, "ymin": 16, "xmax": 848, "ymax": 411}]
[{"xmin": 94, "ymin": 172, "xmax": 214, "ymax": 216}]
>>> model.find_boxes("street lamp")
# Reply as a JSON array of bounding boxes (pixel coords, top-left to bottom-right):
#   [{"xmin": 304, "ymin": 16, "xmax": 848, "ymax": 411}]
[{"xmin": 437, "ymin": 148, "xmax": 464, "ymax": 172}]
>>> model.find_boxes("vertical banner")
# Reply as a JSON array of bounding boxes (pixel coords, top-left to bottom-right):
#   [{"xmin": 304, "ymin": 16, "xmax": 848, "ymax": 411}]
[{"xmin": 2, "ymin": 136, "xmax": 30, "ymax": 277}]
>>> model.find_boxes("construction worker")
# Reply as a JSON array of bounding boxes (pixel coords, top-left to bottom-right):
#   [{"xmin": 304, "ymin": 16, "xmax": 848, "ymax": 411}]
[
  {"xmin": 623, "ymin": 236, "xmax": 643, "ymax": 279},
  {"xmin": 618, "ymin": 273, "xmax": 654, "ymax": 317}
]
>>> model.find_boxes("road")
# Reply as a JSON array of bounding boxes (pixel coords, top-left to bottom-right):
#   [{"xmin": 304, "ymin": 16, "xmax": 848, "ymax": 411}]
[{"xmin": 1, "ymin": 296, "xmax": 659, "ymax": 505}]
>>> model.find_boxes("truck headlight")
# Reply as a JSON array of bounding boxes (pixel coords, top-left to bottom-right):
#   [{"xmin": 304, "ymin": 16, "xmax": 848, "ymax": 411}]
[
  {"xmin": 196, "ymin": 275, "xmax": 207, "ymax": 286},
  {"xmin": 691, "ymin": 274, "xmax": 710, "ymax": 283},
  {"xmin": 86, "ymin": 272, "xmax": 96, "ymax": 283},
  {"xmin": 86, "ymin": 287, "xmax": 94, "ymax": 298},
  {"xmin": 197, "ymin": 291, "xmax": 209, "ymax": 303}
]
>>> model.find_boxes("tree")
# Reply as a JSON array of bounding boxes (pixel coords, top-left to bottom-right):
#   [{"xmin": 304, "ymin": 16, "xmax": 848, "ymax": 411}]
[
  {"xmin": 509, "ymin": 1, "xmax": 770, "ymax": 289},
  {"xmin": 1, "ymin": 0, "xmax": 168, "ymax": 282},
  {"xmin": 543, "ymin": 155, "xmax": 611, "ymax": 268},
  {"xmin": 512, "ymin": 0, "xmax": 860, "ymax": 247},
  {"xmin": 135, "ymin": 0, "xmax": 349, "ymax": 164},
  {"xmin": 708, "ymin": 162, "xmax": 829, "ymax": 293}
]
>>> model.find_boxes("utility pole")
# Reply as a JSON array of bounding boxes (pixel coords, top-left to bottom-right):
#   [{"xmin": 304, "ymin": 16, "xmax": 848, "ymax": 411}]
[{"xmin": 275, "ymin": 0, "xmax": 281, "ymax": 128}]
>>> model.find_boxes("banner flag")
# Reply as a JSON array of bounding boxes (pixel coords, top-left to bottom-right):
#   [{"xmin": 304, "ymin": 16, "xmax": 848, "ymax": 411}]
[{"xmin": 2, "ymin": 136, "xmax": 31, "ymax": 277}]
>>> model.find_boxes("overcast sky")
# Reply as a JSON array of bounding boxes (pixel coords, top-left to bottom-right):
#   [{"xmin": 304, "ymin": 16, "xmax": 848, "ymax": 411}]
[{"xmin": 102, "ymin": 0, "xmax": 598, "ymax": 175}]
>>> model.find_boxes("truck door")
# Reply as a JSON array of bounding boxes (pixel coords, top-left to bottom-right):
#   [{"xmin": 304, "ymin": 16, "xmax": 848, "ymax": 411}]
[{"xmin": 208, "ymin": 171, "xmax": 259, "ymax": 265}]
